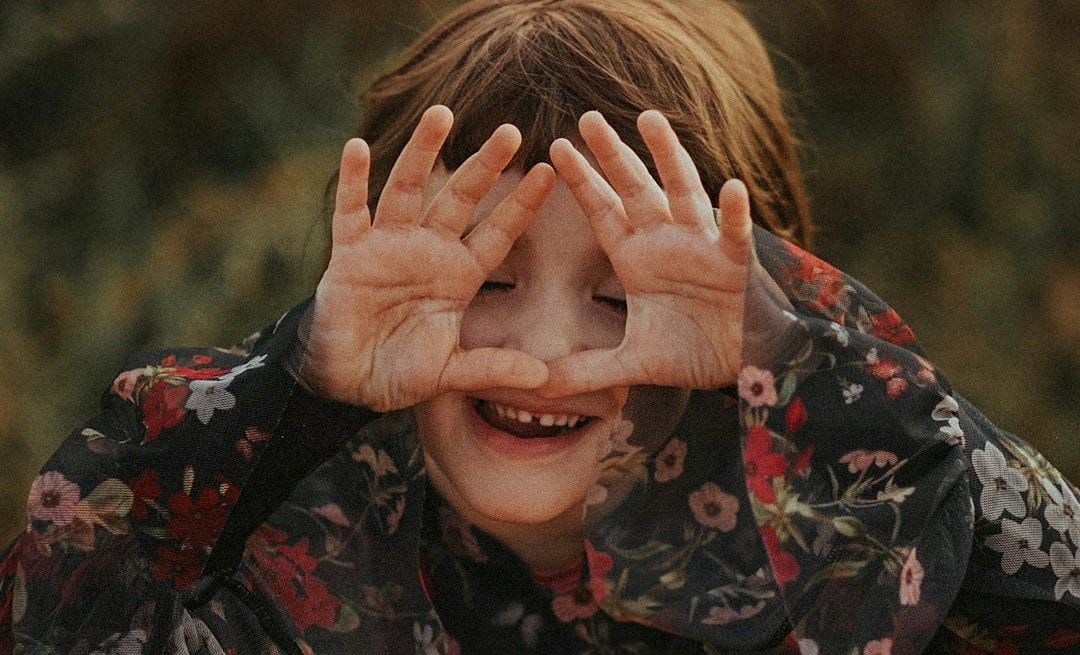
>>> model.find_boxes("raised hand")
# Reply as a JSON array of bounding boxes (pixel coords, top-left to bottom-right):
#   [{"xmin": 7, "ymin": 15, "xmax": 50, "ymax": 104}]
[
  {"xmin": 301, "ymin": 106, "xmax": 555, "ymax": 411},
  {"xmin": 542, "ymin": 110, "xmax": 752, "ymax": 396}
]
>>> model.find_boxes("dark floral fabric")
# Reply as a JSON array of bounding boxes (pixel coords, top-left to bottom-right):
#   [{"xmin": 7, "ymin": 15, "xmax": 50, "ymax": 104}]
[{"xmin": 1, "ymin": 228, "xmax": 1078, "ymax": 655}]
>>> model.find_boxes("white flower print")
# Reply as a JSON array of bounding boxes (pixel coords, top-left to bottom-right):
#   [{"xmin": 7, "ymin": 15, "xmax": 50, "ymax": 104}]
[
  {"xmin": 930, "ymin": 395, "xmax": 959, "ymax": 420},
  {"xmin": 798, "ymin": 639, "xmax": 820, "ymax": 655},
  {"xmin": 1045, "ymin": 486, "xmax": 1080, "ymax": 543},
  {"xmin": 841, "ymin": 381, "xmax": 864, "ymax": 405},
  {"xmin": 985, "ymin": 517, "xmax": 1049, "ymax": 575},
  {"xmin": 185, "ymin": 378, "xmax": 237, "ymax": 424},
  {"xmin": 971, "ymin": 442, "xmax": 1028, "ymax": 520},
  {"xmin": 413, "ymin": 622, "xmax": 439, "ymax": 655},
  {"xmin": 827, "ymin": 322, "xmax": 849, "ymax": 347},
  {"xmin": 226, "ymin": 354, "xmax": 267, "ymax": 379},
  {"xmin": 1049, "ymin": 541, "xmax": 1080, "ymax": 600},
  {"xmin": 27, "ymin": 471, "xmax": 81, "ymax": 525}
]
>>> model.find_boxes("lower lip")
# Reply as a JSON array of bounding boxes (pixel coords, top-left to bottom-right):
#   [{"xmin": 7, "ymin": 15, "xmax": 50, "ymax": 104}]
[{"xmin": 467, "ymin": 401, "xmax": 590, "ymax": 459}]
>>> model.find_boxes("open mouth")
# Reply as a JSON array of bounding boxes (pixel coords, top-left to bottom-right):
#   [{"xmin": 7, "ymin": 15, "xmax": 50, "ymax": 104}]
[{"xmin": 472, "ymin": 398, "xmax": 595, "ymax": 439}]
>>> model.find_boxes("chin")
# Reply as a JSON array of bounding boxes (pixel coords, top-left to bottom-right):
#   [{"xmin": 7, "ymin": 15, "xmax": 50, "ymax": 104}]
[{"xmin": 414, "ymin": 391, "xmax": 615, "ymax": 527}]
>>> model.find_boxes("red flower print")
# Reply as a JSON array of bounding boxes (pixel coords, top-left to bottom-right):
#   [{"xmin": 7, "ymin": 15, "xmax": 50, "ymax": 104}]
[
  {"xmin": 143, "ymin": 381, "xmax": 188, "ymax": 441},
  {"xmin": 192, "ymin": 354, "xmax": 213, "ymax": 365},
  {"xmin": 167, "ymin": 487, "xmax": 230, "ymax": 549},
  {"xmin": 760, "ymin": 525, "xmax": 799, "ymax": 588},
  {"xmin": 1045, "ymin": 629, "xmax": 1080, "ymax": 648},
  {"xmin": 742, "ymin": 426, "xmax": 787, "ymax": 504},
  {"xmin": 886, "ymin": 377, "xmax": 909, "ymax": 399},
  {"xmin": 899, "ymin": 547, "xmax": 924, "ymax": 606},
  {"xmin": 785, "ymin": 396, "xmax": 808, "ymax": 434},
  {"xmin": 160, "ymin": 354, "xmax": 177, "ymax": 366},
  {"xmin": 654, "ymin": 438, "xmax": 688, "ymax": 483},
  {"xmin": 149, "ymin": 545, "xmax": 203, "ymax": 590},
  {"xmin": 870, "ymin": 309, "xmax": 917, "ymax": 346},
  {"xmin": 584, "ymin": 540, "xmax": 613, "ymax": 606},
  {"xmin": 867, "ymin": 358, "xmax": 902, "ymax": 381},
  {"xmin": 551, "ymin": 588, "xmax": 600, "ymax": 622},
  {"xmin": 174, "ymin": 365, "xmax": 232, "ymax": 380},
  {"xmin": 128, "ymin": 469, "xmax": 161, "ymax": 520},
  {"xmin": 250, "ymin": 525, "xmax": 341, "ymax": 632},
  {"xmin": 792, "ymin": 445, "xmax": 814, "ymax": 477},
  {"xmin": 689, "ymin": 482, "xmax": 739, "ymax": 531}
]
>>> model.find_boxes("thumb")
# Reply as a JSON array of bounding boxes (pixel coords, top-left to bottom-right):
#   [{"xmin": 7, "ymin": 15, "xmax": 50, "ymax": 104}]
[{"xmin": 439, "ymin": 348, "xmax": 549, "ymax": 393}]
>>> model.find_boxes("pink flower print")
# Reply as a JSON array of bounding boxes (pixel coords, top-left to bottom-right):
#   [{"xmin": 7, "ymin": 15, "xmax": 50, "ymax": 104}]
[
  {"xmin": 688, "ymin": 482, "xmax": 739, "ymax": 531},
  {"xmin": 700, "ymin": 601, "xmax": 766, "ymax": 625},
  {"xmin": 972, "ymin": 442, "xmax": 1028, "ymax": 520},
  {"xmin": 654, "ymin": 438, "xmax": 688, "ymax": 483},
  {"xmin": 353, "ymin": 444, "xmax": 398, "ymax": 478},
  {"xmin": 738, "ymin": 366, "xmax": 777, "ymax": 407},
  {"xmin": 385, "ymin": 496, "xmax": 406, "ymax": 535},
  {"xmin": 111, "ymin": 368, "xmax": 142, "ymax": 402},
  {"xmin": 839, "ymin": 449, "xmax": 898, "ymax": 474},
  {"xmin": 551, "ymin": 589, "xmax": 600, "ymax": 622},
  {"xmin": 985, "ymin": 518, "xmax": 1049, "ymax": 575},
  {"xmin": 863, "ymin": 638, "xmax": 893, "ymax": 655},
  {"xmin": 899, "ymin": 547, "xmax": 924, "ymax": 606},
  {"xmin": 439, "ymin": 506, "xmax": 487, "ymax": 562},
  {"xmin": 312, "ymin": 503, "xmax": 350, "ymax": 527},
  {"xmin": 28, "ymin": 471, "xmax": 81, "ymax": 525}
]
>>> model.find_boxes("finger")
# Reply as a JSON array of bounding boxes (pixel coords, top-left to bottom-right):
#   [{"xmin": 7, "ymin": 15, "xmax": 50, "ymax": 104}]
[
  {"xmin": 537, "ymin": 349, "xmax": 640, "ymax": 398},
  {"xmin": 637, "ymin": 110, "xmax": 713, "ymax": 231},
  {"xmin": 578, "ymin": 111, "xmax": 667, "ymax": 229},
  {"xmin": 332, "ymin": 138, "xmax": 371, "ymax": 245},
  {"xmin": 549, "ymin": 138, "xmax": 630, "ymax": 250},
  {"xmin": 464, "ymin": 162, "xmax": 556, "ymax": 272},
  {"xmin": 717, "ymin": 179, "xmax": 753, "ymax": 265},
  {"xmin": 424, "ymin": 123, "xmax": 522, "ymax": 235},
  {"xmin": 375, "ymin": 105, "xmax": 454, "ymax": 226},
  {"xmin": 440, "ymin": 348, "xmax": 549, "ymax": 392}
]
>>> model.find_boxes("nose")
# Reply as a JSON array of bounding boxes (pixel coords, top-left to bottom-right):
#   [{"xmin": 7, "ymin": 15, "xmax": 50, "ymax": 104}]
[{"xmin": 460, "ymin": 284, "xmax": 624, "ymax": 363}]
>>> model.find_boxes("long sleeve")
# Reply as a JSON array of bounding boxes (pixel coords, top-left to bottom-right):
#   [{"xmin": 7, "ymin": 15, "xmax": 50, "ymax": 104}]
[{"xmin": 0, "ymin": 299, "xmax": 378, "ymax": 655}]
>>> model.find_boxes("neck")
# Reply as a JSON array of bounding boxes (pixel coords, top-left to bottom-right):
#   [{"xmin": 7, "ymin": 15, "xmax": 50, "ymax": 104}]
[{"xmin": 473, "ymin": 506, "xmax": 586, "ymax": 573}]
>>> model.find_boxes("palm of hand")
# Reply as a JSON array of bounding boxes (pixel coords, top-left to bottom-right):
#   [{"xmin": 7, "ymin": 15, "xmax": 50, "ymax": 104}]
[{"xmin": 610, "ymin": 223, "xmax": 746, "ymax": 389}]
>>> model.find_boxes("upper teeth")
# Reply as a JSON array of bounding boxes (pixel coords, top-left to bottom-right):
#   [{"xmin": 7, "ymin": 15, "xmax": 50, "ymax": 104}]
[{"xmin": 490, "ymin": 401, "xmax": 582, "ymax": 428}]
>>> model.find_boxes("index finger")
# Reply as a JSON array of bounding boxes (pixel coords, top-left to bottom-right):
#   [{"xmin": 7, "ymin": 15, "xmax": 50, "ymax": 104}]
[{"xmin": 374, "ymin": 105, "xmax": 454, "ymax": 226}]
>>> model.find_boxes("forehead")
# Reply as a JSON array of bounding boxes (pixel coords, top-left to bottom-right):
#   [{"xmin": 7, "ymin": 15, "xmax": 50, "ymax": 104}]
[{"xmin": 423, "ymin": 164, "xmax": 603, "ymax": 260}]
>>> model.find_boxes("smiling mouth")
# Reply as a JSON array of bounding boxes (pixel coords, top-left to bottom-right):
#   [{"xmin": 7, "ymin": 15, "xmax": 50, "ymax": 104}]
[{"xmin": 472, "ymin": 398, "xmax": 595, "ymax": 438}]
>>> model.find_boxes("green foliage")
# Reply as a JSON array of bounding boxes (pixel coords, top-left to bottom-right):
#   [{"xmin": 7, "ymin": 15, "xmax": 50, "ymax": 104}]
[{"xmin": 2, "ymin": 0, "xmax": 1078, "ymax": 541}]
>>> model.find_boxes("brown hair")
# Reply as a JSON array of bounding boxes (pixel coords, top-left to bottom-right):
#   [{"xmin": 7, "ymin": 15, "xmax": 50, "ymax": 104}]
[{"xmin": 352, "ymin": 0, "xmax": 812, "ymax": 247}]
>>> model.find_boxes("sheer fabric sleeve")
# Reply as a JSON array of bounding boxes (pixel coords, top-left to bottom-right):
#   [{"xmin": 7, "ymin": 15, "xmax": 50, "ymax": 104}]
[
  {"xmin": 0, "ymin": 299, "xmax": 378, "ymax": 655},
  {"xmin": 741, "ymin": 227, "xmax": 1079, "ymax": 654}
]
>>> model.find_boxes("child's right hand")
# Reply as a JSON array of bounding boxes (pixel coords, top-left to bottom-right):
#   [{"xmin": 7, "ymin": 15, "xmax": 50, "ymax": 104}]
[{"xmin": 300, "ymin": 106, "xmax": 554, "ymax": 411}]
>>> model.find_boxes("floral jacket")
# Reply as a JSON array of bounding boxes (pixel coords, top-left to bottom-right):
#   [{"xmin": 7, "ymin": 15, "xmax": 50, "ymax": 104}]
[{"xmin": 1, "ymin": 229, "xmax": 1078, "ymax": 655}]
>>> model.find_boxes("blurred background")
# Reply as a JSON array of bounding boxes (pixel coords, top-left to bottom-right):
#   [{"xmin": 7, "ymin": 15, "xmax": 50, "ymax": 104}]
[{"xmin": 1, "ymin": 0, "xmax": 1078, "ymax": 542}]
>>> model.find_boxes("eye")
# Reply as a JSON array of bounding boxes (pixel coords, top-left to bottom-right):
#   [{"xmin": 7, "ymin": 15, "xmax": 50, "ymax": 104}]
[
  {"xmin": 594, "ymin": 295, "xmax": 627, "ymax": 313},
  {"xmin": 479, "ymin": 280, "xmax": 514, "ymax": 293}
]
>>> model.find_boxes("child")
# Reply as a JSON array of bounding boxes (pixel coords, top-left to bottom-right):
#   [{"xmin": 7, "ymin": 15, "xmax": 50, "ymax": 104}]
[{"xmin": 2, "ymin": 1, "xmax": 1077, "ymax": 654}]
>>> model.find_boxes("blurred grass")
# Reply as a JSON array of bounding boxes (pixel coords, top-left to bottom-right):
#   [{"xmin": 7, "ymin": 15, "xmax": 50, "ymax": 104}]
[{"xmin": 1, "ymin": 0, "xmax": 1078, "ymax": 542}]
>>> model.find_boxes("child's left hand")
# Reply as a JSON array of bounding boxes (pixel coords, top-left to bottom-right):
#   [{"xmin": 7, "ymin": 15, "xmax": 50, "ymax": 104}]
[{"xmin": 542, "ymin": 110, "xmax": 752, "ymax": 395}]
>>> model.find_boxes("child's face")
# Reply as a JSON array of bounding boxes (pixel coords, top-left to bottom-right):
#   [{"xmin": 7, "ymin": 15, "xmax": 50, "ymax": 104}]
[{"xmin": 414, "ymin": 165, "xmax": 632, "ymax": 529}]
